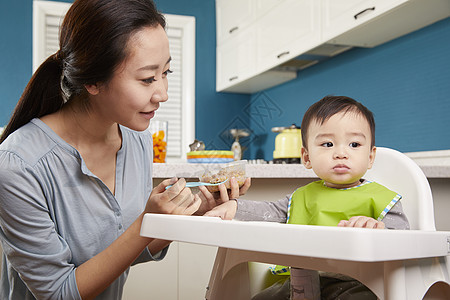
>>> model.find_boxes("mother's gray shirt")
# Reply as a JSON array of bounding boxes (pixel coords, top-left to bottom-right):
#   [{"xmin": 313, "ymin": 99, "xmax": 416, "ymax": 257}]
[{"xmin": 0, "ymin": 119, "xmax": 166, "ymax": 300}]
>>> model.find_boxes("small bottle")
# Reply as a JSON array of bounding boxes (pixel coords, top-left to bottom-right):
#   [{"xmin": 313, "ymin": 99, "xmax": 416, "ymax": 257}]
[
  {"xmin": 230, "ymin": 128, "xmax": 249, "ymax": 161},
  {"xmin": 231, "ymin": 138, "xmax": 242, "ymax": 161}
]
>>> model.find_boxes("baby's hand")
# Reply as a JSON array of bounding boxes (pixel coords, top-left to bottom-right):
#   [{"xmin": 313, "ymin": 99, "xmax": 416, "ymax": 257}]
[
  {"xmin": 204, "ymin": 200, "xmax": 237, "ymax": 220},
  {"xmin": 338, "ymin": 216, "xmax": 385, "ymax": 229}
]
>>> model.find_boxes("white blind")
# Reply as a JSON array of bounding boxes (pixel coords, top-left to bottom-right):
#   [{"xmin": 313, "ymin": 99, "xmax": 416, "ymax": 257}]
[
  {"xmin": 152, "ymin": 27, "xmax": 183, "ymax": 157},
  {"xmin": 44, "ymin": 14, "xmax": 61, "ymax": 56},
  {"xmin": 33, "ymin": 1, "xmax": 195, "ymax": 161}
]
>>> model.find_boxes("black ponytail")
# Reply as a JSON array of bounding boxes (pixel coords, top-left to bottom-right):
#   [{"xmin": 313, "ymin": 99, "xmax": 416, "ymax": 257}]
[{"xmin": 0, "ymin": 54, "xmax": 64, "ymax": 144}]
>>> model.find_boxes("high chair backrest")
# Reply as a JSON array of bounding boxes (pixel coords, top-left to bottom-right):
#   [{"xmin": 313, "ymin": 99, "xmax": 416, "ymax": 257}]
[{"xmin": 364, "ymin": 147, "xmax": 435, "ymax": 230}]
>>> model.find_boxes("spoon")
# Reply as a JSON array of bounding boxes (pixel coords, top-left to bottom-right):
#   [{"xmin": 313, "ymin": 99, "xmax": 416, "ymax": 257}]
[{"xmin": 165, "ymin": 179, "xmax": 229, "ymax": 190}]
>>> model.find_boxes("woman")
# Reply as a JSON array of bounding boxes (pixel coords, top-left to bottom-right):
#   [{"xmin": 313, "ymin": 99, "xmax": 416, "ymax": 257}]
[{"xmin": 0, "ymin": 0, "xmax": 246, "ymax": 299}]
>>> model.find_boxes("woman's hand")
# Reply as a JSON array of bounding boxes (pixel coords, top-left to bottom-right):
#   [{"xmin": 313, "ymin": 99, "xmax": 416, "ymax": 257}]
[
  {"xmin": 145, "ymin": 177, "xmax": 201, "ymax": 215},
  {"xmin": 195, "ymin": 177, "xmax": 251, "ymax": 215},
  {"xmin": 337, "ymin": 216, "xmax": 385, "ymax": 229}
]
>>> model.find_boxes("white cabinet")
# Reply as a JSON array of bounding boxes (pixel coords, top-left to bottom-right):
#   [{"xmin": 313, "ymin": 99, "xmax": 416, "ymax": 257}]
[
  {"xmin": 322, "ymin": 0, "xmax": 406, "ymax": 44},
  {"xmin": 215, "ymin": 0, "xmax": 300, "ymax": 92},
  {"xmin": 216, "ymin": 28, "xmax": 256, "ymax": 92},
  {"xmin": 215, "ymin": 0, "xmax": 450, "ymax": 93},
  {"xmin": 216, "ymin": 0, "xmax": 322, "ymax": 93},
  {"xmin": 216, "ymin": 0, "xmax": 320, "ymax": 93},
  {"xmin": 254, "ymin": 0, "xmax": 281, "ymax": 17},
  {"xmin": 324, "ymin": 0, "xmax": 450, "ymax": 47},
  {"xmin": 255, "ymin": 0, "xmax": 321, "ymax": 74},
  {"xmin": 216, "ymin": 0, "xmax": 282, "ymax": 45},
  {"xmin": 215, "ymin": 0, "xmax": 254, "ymax": 45}
]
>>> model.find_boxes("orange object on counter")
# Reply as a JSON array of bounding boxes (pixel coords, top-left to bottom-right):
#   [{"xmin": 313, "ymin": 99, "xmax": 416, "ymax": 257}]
[{"xmin": 152, "ymin": 130, "xmax": 167, "ymax": 163}]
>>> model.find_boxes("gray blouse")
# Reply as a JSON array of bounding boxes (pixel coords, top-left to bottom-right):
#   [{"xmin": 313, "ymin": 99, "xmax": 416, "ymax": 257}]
[{"xmin": 0, "ymin": 119, "xmax": 166, "ymax": 300}]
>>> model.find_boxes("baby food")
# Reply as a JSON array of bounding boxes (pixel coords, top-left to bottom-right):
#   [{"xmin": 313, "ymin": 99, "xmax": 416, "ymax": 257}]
[{"xmin": 200, "ymin": 161, "xmax": 247, "ymax": 192}]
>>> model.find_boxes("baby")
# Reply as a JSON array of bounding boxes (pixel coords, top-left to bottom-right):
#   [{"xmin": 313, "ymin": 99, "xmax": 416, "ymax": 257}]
[{"xmin": 206, "ymin": 96, "xmax": 410, "ymax": 300}]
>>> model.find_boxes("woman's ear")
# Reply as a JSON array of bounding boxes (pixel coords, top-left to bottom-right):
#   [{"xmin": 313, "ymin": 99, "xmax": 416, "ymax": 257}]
[
  {"xmin": 301, "ymin": 147, "xmax": 312, "ymax": 169},
  {"xmin": 84, "ymin": 83, "xmax": 100, "ymax": 95},
  {"xmin": 367, "ymin": 146, "xmax": 377, "ymax": 169}
]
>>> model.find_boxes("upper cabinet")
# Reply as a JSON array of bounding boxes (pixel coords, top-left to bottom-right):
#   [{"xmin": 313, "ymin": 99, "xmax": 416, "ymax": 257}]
[
  {"xmin": 216, "ymin": 28, "xmax": 256, "ymax": 91},
  {"xmin": 216, "ymin": 0, "xmax": 450, "ymax": 94},
  {"xmin": 216, "ymin": 0, "xmax": 280, "ymax": 45},
  {"xmin": 322, "ymin": 0, "xmax": 408, "ymax": 45},
  {"xmin": 216, "ymin": 0, "xmax": 320, "ymax": 93},
  {"xmin": 323, "ymin": 0, "xmax": 450, "ymax": 47},
  {"xmin": 215, "ymin": 0, "xmax": 254, "ymax": 45},
  {"xmin": 255, "ymin": 0, "xmax": 321, "ymax": 73}
]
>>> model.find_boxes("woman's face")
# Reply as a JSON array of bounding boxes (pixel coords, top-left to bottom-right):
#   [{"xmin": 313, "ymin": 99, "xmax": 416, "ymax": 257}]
[{"xmin": 88, "ymin": 25, "xmax": 171, "ymax": 132}]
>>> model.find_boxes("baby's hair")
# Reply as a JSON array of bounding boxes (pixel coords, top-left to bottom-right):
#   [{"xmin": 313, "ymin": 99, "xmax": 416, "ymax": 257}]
[{"xmin": 301, "ymin": 95, "xmax": 375, "ymax": 149}]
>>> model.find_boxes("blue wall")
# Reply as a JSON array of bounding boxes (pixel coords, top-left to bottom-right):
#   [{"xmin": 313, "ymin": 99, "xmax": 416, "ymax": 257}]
[
  {"xmin": 0, "ymin": 0, "xmax": 73, "ymax": 127},
  {"xmin": 246, "ymin": 18, "xmax": 450, "ymax": 160},
  {"xmin": 1, "ymin": 1, "xmax": 449, "ymax": 160},
  {"xmin": 0, "ymin": 0, "xmax": 33, "ymax": 124}
]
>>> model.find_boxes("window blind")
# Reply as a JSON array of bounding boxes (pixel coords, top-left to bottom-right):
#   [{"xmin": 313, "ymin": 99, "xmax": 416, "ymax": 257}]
[
  {"xmin": 152, "ymin": 26, "xmax": 183, "ymax": 157},
  {"xmin": 44, "ymin": 14, "xmax": 60, "ymax": 56}
]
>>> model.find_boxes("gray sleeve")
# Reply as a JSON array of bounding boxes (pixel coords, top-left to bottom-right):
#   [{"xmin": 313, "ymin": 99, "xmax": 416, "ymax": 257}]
[
  {"xmin": 234, "ymin": 194, "xmax": 291, "ymax": 223},
  {"xmin": 0, "ymin": 154, "xmax": 81, "ymax": 300},
  {"xmin": 132, "ymin": 246, "xmax": 169, "ymax": 265},
  {"xmin": 382, "ymin": 201, "xmax": 410, "ymax": 230}
]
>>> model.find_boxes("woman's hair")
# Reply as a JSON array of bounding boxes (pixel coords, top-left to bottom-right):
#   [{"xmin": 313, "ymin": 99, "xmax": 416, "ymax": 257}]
[
  {"xmin": 301, "ymin": 95, "xmax": 376, "ymax": 149},
  {"xmin": 0, "ymin": 0, "xmax": 165, "ymax": 143}
]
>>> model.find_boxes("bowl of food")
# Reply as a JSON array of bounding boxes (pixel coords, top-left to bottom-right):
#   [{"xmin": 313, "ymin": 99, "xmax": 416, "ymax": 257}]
[{"xmin": 199, "ymin": 160, "xmax": 247, "ymax": 192}]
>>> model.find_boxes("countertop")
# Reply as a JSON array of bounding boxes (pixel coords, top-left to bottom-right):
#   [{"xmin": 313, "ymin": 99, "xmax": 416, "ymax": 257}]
[
  {"xmin": 153, "ymin": 149, "xmax": 450, "ymax": 179},
  {"xmin": 153, "ymin": 162, "xmax": 450, "ymax": 179}
]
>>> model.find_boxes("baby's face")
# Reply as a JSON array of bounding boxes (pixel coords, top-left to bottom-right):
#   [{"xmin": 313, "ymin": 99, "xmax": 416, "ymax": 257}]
[{"xmin": 301, "ymin": 111, "xmax": 375, "ymax": 189}]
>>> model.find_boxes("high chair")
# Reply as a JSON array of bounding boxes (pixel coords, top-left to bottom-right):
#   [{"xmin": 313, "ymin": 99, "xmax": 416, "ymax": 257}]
[
  {"xmin": 245, "ymin": 146, "xmax": 447, "ymax": 299},
  {"xmin": 140, "ymin": 147, "xmax": 450, "ymax": 300}
]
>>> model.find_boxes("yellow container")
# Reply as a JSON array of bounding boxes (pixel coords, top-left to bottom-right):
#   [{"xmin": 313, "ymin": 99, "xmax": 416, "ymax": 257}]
[
  {"xmin": 149, "ymin": 120, "xmax": 168, "ymax": 163},
  {"xmin": 273, "ymin": 128, "xmax": 302, "ymax": 159}
]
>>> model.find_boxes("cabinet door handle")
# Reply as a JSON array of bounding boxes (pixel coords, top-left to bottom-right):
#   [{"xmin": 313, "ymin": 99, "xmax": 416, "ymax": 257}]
[
  {"xmin": 277, "ymin": 51, "xmax": 290, "ymax": 59},
  {"xmin": 354, "ymin": 7, "xmax": 375, "ymax": 19},
  {"xmin": 229, "ymin": 26, "xmax": 239, "ymax": 34},
  {"xmin": 229, "ymin": 76, "xmax": 238, "ymax": 81}
]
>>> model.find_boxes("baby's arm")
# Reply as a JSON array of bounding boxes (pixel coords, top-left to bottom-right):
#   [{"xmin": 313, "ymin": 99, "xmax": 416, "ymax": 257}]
[
  {"xmin": 234, "ymin": 195, "xmax": 290, "ymax": 222},
  {"xmin": 379, "ymin": 201, "xmax": 410, "ymax": 230},
  {"xmin": 204, "ymin": 194, "xmax": 291, "ymax": 222}
]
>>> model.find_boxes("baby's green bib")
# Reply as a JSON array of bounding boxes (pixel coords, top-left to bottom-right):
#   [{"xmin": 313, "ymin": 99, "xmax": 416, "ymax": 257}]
[
  {"xmin": 270, "ymin": 180, "xmax": 401, "ymax": 275},
  {"xmin": 288, "ymin": 180, "xmax": 400, "ymax": 226}
]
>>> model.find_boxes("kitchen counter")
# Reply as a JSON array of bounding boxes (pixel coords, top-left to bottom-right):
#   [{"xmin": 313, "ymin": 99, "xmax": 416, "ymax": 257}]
[{"xmin": 153, "ymin": 162, "xmax": 450, "ymax": 179}]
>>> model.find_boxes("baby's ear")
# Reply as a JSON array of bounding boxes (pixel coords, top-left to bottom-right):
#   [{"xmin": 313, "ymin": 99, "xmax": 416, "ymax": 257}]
[
  {"xmin": 301, "ymin": 147, "xmax": 312, "ymax": 169},
  {"xmin": 367, "ymin": 146, "xmax": 377, "ymax": 169}
]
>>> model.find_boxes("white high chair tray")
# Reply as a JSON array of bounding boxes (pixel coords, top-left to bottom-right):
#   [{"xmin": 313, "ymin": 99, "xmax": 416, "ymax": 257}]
[{"xmin": 141, "ymin": 213, "xmax": 450, "ymax": 262}]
